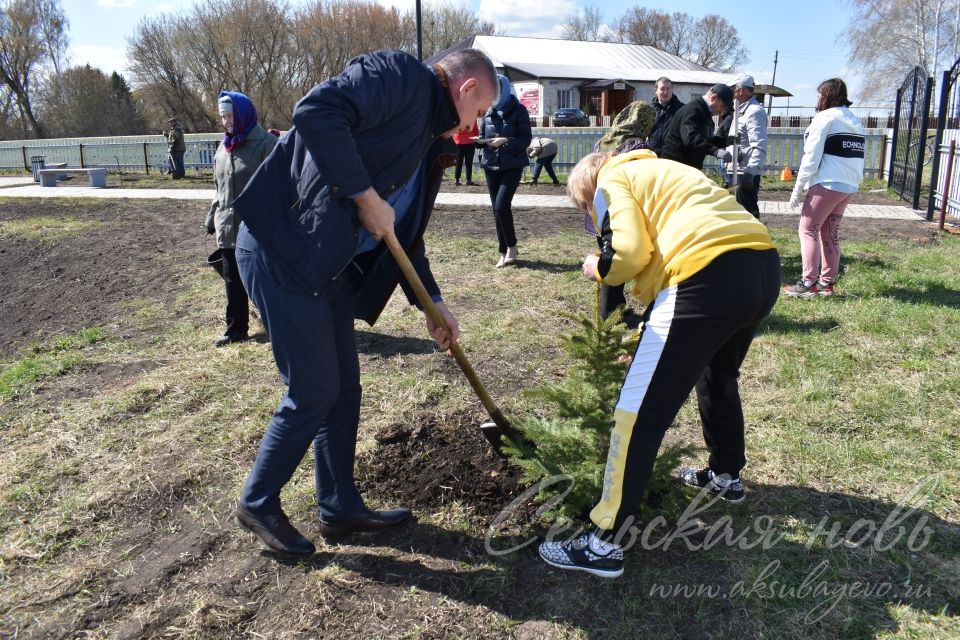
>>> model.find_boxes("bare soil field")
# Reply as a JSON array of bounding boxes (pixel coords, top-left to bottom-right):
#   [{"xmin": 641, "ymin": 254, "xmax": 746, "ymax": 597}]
[
  {"xmin": 0, "ymin": 191, "xmax": 932, "ymax": 358},
  {"xmin": 0, "ymin": 192, "xmax": 953, "ymax": 639}
]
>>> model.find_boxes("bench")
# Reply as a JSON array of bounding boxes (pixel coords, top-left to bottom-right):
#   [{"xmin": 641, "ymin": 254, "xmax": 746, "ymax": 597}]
[{"xmin": 38, "ymin": 167, "xmax": 107, "ymax": 188}]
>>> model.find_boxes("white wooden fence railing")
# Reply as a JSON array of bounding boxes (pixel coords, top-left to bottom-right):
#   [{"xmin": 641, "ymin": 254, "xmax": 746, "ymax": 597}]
[
  {"xmin": 0, "ymin": 129, "xmax": 891, "ymax": 178},
  {"xmin": 928, "ymin": 130, "xmax": 960, "ymax": 223}
]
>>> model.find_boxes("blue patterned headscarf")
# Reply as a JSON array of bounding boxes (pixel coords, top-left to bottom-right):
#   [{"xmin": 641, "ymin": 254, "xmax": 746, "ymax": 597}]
[{"xmin": 218, "ymin": 90, "xmax": 258, "ymax": 153}]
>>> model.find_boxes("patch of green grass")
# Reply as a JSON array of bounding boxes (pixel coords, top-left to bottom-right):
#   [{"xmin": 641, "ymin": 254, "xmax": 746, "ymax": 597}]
[
  {"xmin": 111, "ymin": 171, "xmax": 214, "ymax": 189},
  {"xmin": 1, "ymin": 209, "xmax": 959, "ymax": 638},
  {"xmin": 0, "ymin": 216, "xmax": 104, "ymax": 241},
  {"xmin": 0, "ymin": 327, "xmax": 107, "ymax": 400}
]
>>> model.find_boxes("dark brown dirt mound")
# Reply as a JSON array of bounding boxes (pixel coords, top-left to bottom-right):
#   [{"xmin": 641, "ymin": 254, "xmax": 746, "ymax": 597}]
[{"xmin": 357, "ymin": 412, "xmax": 532, "ymax": 516}]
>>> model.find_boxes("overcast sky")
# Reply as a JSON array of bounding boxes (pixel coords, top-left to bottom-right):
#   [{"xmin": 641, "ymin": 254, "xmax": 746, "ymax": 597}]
[{"xmin": 62, "ymin": 0, "xmax": 868, "ymax": 113}]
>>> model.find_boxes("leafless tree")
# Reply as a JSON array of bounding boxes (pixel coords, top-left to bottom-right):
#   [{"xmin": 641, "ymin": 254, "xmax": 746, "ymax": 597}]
[
  {"xmin": 0, "ymin": 0, "xmax": 68, "ymax": 137},
  {"xmin": 610, "ymin": 8, "xmax": 747, "ymax": 72},
  {"xmin": 419, "ymin": 1, "xmax": 497, "ymax": 58},
  {"xmin": 612, "ymin": 8, "xmax": 684, "ymax": 54},
  {"xmin": 37, "ymin": 65, "xmax": 147, "ymax": 137},
  {"xmin": 36, "ymin": 0, "xmax": 68, "ymax": 77},
  {"xmin": 179, "ymin": 0, "xmax": 298, "ymax": 129},
  {"xmin": 845, "ymin": 0, "xmax": 959, "ymax": 102},
  {"xmin": 123, "ymin": 0, "xmax": 498, "ymax": 131},
  {"xmin": 560, "ymin": 5, "xmax": 608, "ymax": 42},
  {"xmin": 691, "ymin": 15, "xmax": 748, "ymax": 73},
  {"xmin": 127, "ymin": 12, "xmax": 214, "ymax": 132},
  {"xmin": 293, "ymin": 1, "xmax": 411, "ymax": 99}
]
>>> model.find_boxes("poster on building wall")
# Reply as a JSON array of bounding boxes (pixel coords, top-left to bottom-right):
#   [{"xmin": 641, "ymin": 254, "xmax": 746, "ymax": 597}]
[{"xmin": 513, "ymin": 83, "xmax": 541, "ymax": 116}]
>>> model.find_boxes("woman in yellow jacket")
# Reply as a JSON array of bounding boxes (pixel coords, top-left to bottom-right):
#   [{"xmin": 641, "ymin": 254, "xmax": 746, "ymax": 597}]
[{"xmin": 538, "ymin": 150, "xmax": 780, "ymax": 578}]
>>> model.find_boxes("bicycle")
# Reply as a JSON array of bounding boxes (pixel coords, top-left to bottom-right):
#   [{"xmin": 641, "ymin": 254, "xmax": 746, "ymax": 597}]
[{"xmin": 907, "ymin": 133, "xmax": 936, "ymax": 166}]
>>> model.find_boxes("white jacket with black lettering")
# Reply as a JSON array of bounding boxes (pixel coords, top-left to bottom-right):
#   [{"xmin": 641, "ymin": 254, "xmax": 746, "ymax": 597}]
[{"xmin": 796, "ymin": 106, "xmax": 865, "ymax": 192}]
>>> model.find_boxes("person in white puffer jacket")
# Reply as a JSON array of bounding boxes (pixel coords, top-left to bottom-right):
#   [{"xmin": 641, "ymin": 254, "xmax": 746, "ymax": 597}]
[{"xmin": 785, "ymin": 78, "xmax": 865, "ymax": 299}]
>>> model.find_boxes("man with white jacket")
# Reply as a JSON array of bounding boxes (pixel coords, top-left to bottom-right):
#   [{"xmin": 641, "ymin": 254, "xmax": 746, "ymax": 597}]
[{"xmin": 727, "ymin": 74, "xmax": 767, "ymax": 217}]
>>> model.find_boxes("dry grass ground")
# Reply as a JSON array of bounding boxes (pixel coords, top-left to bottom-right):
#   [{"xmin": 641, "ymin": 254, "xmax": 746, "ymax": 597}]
[{"xmin": 0, "ymin": 194, "xmax": 957, "ymax": 639}]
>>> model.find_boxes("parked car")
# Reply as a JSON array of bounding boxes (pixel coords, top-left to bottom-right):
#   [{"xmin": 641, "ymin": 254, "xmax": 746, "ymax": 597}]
[{"xmin": 552, "ymin": 108, "xmax": 590, "ymax": 127}]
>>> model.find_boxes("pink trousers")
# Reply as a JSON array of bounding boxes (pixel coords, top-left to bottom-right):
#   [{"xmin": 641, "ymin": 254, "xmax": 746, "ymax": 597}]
[{"xmin": 799, "ymin": 184, "xmax": 853, "ymax": 284}]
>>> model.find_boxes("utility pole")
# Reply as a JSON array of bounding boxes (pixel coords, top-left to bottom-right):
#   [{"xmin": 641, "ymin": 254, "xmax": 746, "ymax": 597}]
[
  {"xmin": 767, "ymin": 49, "xmax": 779, "ymax": 116},
  {"xmin": 416, "ymin": 0, "xmax": 423, "ymax": 61}
]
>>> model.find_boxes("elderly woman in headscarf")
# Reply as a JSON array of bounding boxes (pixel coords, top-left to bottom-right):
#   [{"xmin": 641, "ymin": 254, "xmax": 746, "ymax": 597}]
[
  {"xmin": 590, "ymin": 101, "xmax": 657, "ymax": 321},
  {"xmin": 479, "ymin": 74, "xmax": 532, "ymax": 267},
  {"xmin": 205, "ymin": 91, "xmax": 277, "ymax": 346}
]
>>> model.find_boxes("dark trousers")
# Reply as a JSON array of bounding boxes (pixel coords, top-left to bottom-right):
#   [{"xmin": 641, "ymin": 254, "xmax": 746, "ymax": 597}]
[
  {"xmin": 735, "ymin": 173, "xmax": 762, "ymax": 217},
  {"xmin": 484, "ymin": 167, "xmax": 522, "ymax": 253},
  {"xmin": 600, "ymin": 283, "xmax": 626, "ymax": 319},
  {"xmin": 455, "ymin": 144, "xmax": 475, "ymax": 183},
  {"xmin": 589, "ymin": 249, "xmax": 781, "ymax": 533},
  {"xmin": 235, "ymin": 225, "xmax": 365, "ymax": 520},
  {"xmin": 169, "ymin": 151, "xmax": 185, "ymax": 178},
  {"xmin": 532, "ymin": 153, "xmax": 559, "ymax": 184},
  {"xmin": 220, "ymin": 248, "xmax": 249, "ymax": 339}
]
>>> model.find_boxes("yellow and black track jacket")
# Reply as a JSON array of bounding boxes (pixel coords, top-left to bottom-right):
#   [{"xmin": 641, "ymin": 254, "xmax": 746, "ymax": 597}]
[{"xmin": 590, "ymin": 150, "xmax": 774, "ymax": 308}]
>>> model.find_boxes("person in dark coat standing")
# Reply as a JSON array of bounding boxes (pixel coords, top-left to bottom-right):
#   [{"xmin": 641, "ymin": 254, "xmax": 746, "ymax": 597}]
[
  {"xmin": 205, "ymin": 91, "xmax": 277, "ymax": 347},
  {"xmin": 164, "ymin": 117, "xmax": 186, "ymax": 179},
  {"xmin": 480, "ymin": 74, "xmax": 532, "ymax": 267},
  {"xmin": 660, "ymin": 83, "xmax": 734, "ymax": 170},
  {"xmin": 230, "ymin": 49, "xmax": 499, "ymax": 556},
  {"xmin": 647, "ymin": 77, "xmax": 684, "ymax": 157}
]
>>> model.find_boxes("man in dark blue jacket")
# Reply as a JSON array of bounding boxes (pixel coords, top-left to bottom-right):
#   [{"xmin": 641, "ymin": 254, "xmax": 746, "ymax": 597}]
[{"xmin": 231, "ymin": 48, "xmax": 498, "ymax": 555}]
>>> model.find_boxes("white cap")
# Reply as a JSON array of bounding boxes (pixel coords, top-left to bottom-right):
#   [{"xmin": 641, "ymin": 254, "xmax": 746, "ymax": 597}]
[
  {"xmin": 217, "ymin": 95, "xmax": 233, "ymax": 114},
  {"xmin": 732, "ymin": 74, "xmax": 755, "ymax": 89}
]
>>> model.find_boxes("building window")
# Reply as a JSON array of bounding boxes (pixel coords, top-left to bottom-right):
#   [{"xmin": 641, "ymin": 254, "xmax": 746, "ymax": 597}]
[
  {"xmin": 690, "ymin": 92, "xmax": 702, "ymax": 102},
  {"xmin": 557, "ymin": 89, "xmax": 572, "ymax": 109}
]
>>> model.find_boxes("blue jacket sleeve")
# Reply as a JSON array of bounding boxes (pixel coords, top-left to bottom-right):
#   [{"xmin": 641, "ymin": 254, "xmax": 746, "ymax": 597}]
[{"xmin": 292, "ymin": 53, "xmax": 419, "ymax": 198}]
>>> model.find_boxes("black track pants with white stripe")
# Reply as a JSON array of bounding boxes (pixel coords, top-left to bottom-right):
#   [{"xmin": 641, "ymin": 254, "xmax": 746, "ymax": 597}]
[{"xmin": 590, "ymin": 248, "xmax": 781, "ymax": 534}]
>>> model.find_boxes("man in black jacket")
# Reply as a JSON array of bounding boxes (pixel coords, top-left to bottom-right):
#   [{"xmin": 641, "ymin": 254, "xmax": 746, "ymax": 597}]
[
  {"xmin": 661, "ymin": 83, "xmax": 734, "ymax": 170},
  {"xmin": 647, "ymin": 77, "xmax": 684, "ymax": 157},
  {"xmin": 231, "ymin": 48, "xmax": 498, "ymax": 556}
]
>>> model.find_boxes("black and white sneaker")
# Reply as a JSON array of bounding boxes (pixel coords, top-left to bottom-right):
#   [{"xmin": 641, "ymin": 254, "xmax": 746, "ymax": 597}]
[
  {"xmin": 680, "ymin": 467, "xmax": 746, "ymax": 503},
  {"xmin": 538, "ymin": 533, "xmax": 624, "ymax": 578}
]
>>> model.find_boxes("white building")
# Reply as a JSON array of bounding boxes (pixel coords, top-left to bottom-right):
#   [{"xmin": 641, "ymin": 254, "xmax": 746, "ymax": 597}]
[{"xmin": 431, "ymin": 35, "xmax": 734, "ymax": 122}]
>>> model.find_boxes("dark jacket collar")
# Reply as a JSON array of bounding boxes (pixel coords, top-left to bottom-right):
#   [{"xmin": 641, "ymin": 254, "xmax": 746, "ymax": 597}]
[
  {"xmin": 652, "ymin": 94, "xmax": 683, "ymax": 113},
  {"xmin": 429, "ymin": 64, "xmax": 460, "ymax": 139}
]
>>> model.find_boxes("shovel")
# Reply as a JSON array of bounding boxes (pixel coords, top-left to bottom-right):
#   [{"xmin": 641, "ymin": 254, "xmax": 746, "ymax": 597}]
[{"xmin": 383, "ymin": 231, "xmax": 523, "ymax": 452}]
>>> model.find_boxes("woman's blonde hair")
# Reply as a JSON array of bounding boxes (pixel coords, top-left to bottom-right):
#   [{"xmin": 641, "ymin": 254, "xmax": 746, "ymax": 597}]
[{"xmin": 567, "ymin": 152, "xmax": 610, "ymax": 212}]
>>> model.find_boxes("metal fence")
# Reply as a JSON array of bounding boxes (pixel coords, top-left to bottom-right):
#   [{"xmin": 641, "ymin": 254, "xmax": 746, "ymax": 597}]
[
  {"xmin": 928, "ymin": 131, "xmax": 960, "ymax": 223},
  {"xmin": 1, "ymin": 128, "xmax": 890, "ymax": 178},
  {"xmin": 0, "ymin": 134, "xmax": 220, "ymax": 173},
  {"xmin": 529, "ymin": 127, "xmax": 889, "ymax": 178}
]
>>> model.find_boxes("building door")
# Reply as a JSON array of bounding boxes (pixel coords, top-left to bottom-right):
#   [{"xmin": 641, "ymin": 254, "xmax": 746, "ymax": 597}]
[{"xmin": 608, "ymin": 90, "xmax": 634, "ymax": 117}]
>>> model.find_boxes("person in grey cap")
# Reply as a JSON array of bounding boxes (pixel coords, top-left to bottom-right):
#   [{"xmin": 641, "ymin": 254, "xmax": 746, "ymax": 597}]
[
  {"xmin": 725, "ymin": 74, "xmax": 768, "ymax": 217},
  {"xmin": 660, "ymin": 83, "xmax": 733, "ymax": 170}
]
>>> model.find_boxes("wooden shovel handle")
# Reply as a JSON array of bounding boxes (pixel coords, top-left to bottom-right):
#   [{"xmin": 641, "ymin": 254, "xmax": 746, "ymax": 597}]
[{"xmin": 382, "ymin": 232, "xmax": 511, "ymax": 432}]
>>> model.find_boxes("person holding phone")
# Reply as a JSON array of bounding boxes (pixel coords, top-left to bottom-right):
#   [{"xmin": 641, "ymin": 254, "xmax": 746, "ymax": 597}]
[{"xmin": 479, "ymin": 74, "xmax": 532, "ymax": 268}]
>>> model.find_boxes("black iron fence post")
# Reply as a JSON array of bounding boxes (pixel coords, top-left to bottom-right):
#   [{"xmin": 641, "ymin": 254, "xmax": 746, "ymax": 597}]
[
  {"xmin": 912, "ymin": 75, "xmax": 934, "ymax": 210},
  {"xmin": 889, "ymin": 87, "xmax": 902, "ymax": 189}
]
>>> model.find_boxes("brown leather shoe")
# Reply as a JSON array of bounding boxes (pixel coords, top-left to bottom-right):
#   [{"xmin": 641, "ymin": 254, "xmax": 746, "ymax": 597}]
[
  {"xmin": 234, "ymin": 504, "xmax": 316, "ymax": 555},
  {"xmin": 319, "ymin": 507, "xmax": 412, "ymax": 541}
]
